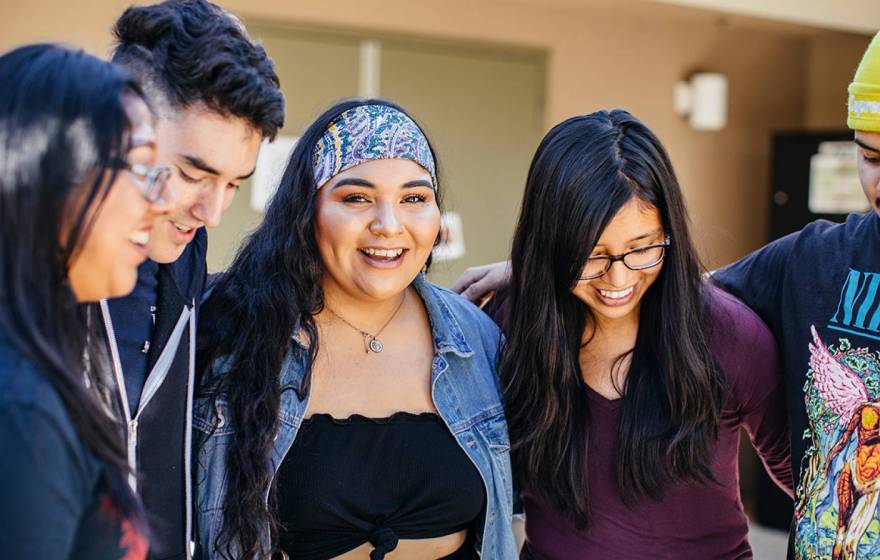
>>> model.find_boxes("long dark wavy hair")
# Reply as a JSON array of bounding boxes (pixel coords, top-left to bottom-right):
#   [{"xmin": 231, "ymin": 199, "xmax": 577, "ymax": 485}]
[
  {"xmin": 501, "ymin": 109, "xmax": 725, "ymax": 528},
  {"xmin": 197, "ymin": 98, "xmax": 440, "ymax": 559},
  {"xmin": 0, "ymin": 44, "xmax": 145, "ymax": 518}
]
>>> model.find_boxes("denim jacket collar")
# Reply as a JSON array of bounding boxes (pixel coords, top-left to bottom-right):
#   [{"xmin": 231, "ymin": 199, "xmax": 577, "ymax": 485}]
[
  {"xmin": 283, "ymin": 273, "xmax": 473, "ymax": 397},
  {"xmin": 194, "ymin": 275, "xmax": 517, "ymax": 559},
  {"xmin": 412, "ymin": 273, "xmax": 474, "ymax": 358}
]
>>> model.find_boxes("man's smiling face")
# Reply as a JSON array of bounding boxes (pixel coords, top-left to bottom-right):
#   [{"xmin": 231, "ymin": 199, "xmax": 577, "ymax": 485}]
[
  {"xmin": 148, "ymin": 105, "xmax": 261, "ymax": 263},
  {"xmin": 855, "ymin": 130, "xmax": 880, "ymax": 218}
]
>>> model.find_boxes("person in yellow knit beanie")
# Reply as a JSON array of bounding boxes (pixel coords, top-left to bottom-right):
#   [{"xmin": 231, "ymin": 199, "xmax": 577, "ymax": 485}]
[
  {"xmin": 668, "ymin": 32, "xmax": 880, "ymax": 560},
  {"xmin": 451, "ymin": 30, "xmax": 880, "ymax": 560},
  {"xmin": 849, "ymin": 32, "xmax": 880, "ymax": 132},
  {"xmin": 850, "ymin": 32, "xmax": 880, "ymax": 217}
]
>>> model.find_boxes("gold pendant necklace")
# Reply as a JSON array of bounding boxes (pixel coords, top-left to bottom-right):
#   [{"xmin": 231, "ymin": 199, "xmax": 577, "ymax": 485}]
[{"xmin": 325, "ymin": 291, "xmax": 407, "ymax": 354}]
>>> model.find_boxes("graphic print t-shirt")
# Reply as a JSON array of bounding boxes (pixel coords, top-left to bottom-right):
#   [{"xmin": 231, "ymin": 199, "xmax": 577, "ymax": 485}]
[
  {"xmin": 0, "ymin": 338, "xmax": 148, "ymax": 560},
  {"xmin": 714, "ymin": 211, "xmax": 880, "ymax": 560}
]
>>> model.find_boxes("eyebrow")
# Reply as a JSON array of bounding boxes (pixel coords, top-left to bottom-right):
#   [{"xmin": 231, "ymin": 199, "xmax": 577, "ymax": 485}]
[
  {"xmin": 629, "ymin": 229, "xmax": 664, "ymax": 243},
  {"xmin": 332, "ymin": 178, "xmax": 374, "ymax": 189},
  {"xmin": 237, "ymin": 167, "xmax": 257, "ymax": 181},
  {"xmin": 181, "ymin": 155, "xmax": 219, "ymax": 176},
  {"xmin": 855, "ymin": 138, "xmax": 880, "ymax": 153},
  {"xmin": 403, "ymin": 179, "xmax": 433, "ymax": 189},
  {"xmin": 593, "ymin": 229, "xmax": 663, "ymax": 248},
  {"xmin": 330, "ymin": 178, "xmax": 434, "ymax": 190},
  {"xmin": 180, "ymin": 154, "xmax": 256, "ymax": 181}
]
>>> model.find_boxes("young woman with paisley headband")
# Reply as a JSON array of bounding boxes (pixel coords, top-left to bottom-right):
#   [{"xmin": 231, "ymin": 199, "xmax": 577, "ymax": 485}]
[
  {"xmin": 454, "ymin": 109, "xmax": 794, "ymax": 558},
  {"xmin": 194, "ymin": 99, "xmax": 516, "ymax": 560}
]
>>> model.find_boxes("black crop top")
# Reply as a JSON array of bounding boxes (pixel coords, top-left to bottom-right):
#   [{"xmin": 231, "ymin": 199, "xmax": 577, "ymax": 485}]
[{"xmin": 276, "ymin": 412, "xmax": 485, "ymax": 560}]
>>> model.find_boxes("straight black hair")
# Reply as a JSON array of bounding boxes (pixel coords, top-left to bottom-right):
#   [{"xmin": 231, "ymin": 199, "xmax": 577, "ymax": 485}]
[
  {"xmin": 197, "ymin": 99, "xmax": 441, "ymax": 559},
  {"xmin": 501, "ymin": 109, "xmax": 725, "ymax": 528},
  {"xmin": 0, "ymin": 43, "xmax": 145, "ymax": 518}
]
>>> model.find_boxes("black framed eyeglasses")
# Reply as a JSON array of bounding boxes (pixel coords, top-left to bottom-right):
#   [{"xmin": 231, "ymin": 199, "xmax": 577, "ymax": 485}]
[
  {"xmin": 579, "ymin": 235, "xmax": 671, "ymax": 280},
  {"xmin": 112, "ymin": 160, "xmax": 174, "ymax": 204}
]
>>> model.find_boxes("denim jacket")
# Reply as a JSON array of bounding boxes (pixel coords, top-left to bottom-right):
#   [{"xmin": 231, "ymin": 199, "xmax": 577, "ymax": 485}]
[{"xmin": 193, "ymin": 275, "xmax": 516, "ymax": 559}]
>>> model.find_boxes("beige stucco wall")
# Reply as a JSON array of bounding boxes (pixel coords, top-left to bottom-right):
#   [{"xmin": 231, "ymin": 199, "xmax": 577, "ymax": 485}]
[
  {"xmin": 0, "ymin": 0, "xmax": 871, "ymax": 268},
  {"xmin": 804, "ymin": 33, "xmax": 874, "ymax": 129},
  {"xmin": 651, "ymin": 0, "xmax": 880, "ymax": 34}
]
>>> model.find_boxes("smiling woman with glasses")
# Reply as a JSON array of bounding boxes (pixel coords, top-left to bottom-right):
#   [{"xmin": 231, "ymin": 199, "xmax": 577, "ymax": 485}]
[
  {"xmin": 579, "ymin": 235, "xmax": 671, "ymax": 280},
  {"xmin": 459, "ymin": 109, "xmax": 793, "ymax": 558},
  {"xmin": 111, "ymin": 159, "xmax": 174, "ymax": 204},
  {"xmin": 0, "ymin": 43, "xmax": 171, "ymax": 560}
]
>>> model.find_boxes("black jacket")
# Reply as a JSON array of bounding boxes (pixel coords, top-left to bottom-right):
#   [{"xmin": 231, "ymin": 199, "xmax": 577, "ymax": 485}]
[
  {"xmin": 103, "ymin": 228, "xmax": 207, "ymax": 560},
  {"xmin": 0, "ymin": 329, "xmax": 150, "ymax": 559}
]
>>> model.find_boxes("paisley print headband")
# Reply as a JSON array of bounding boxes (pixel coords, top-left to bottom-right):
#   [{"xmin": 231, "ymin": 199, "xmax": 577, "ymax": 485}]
[{"xmin": 312, "ymin": 104, "xmax": 437, "ymax": 190}]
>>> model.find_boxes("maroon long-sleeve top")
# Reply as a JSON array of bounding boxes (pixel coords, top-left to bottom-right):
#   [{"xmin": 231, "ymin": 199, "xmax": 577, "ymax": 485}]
[{"xmin": 492, "ymin": 286, "xmax": 793, "ymax": 559}]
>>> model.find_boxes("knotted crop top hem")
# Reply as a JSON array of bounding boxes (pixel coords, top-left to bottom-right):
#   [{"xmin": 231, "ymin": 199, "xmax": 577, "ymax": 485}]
[{"xmin": 277, "ymin": 411, "xmax": 484, "ymax": 560}]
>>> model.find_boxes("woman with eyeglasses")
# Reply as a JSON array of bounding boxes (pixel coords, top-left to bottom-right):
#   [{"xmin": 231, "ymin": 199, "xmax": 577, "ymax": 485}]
[
  {"xmin": 0, "ymin": 44, "xmax": 173, "ymax": 559},
  {"xmin": 460, "ymin": 109, "xmax": 793, "ymax": 558}
]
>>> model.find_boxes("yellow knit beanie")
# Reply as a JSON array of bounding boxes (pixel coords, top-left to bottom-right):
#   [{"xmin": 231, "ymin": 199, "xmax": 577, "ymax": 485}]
[{"xmin": 849, "ymin": 32, "xmax": 880, "ymax": 131}]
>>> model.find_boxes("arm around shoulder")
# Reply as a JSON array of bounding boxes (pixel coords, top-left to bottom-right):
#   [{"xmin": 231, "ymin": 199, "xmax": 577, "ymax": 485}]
[
  {"xmin": 716, "ymin": 296, "xmax": 793, "ymax": 496},
  {"xmin": 711, "ymin": 230, "xmax": 799, "ymax": 331}
]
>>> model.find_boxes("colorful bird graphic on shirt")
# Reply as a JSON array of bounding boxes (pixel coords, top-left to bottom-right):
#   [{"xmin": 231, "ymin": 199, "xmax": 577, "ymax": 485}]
[{"xmin": 796, "ymin": 326, "xmax": 880, "ymax": 560}]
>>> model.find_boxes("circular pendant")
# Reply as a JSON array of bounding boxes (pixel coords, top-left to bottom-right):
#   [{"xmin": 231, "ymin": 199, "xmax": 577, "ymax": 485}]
[{"xmin": 369, "ymin": 338, "xmax": 384, "ymax": 353}]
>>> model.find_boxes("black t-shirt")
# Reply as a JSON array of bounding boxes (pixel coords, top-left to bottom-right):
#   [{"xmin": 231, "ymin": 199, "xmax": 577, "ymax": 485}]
[
  {"xmin": 0, "ymin": 336, "xmax": 148, "ymax": 560},
  {"xmin": 714, "ymin": 211, "xmax": 880, "ymax": 560}
]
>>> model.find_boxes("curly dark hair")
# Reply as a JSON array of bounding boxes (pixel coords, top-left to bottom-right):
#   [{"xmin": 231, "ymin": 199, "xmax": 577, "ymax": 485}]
[
  {"xmin": 111, "ymin": 0, "xmax": 284, "ymax": 139},
  {"xmin": 197, "ymin": 99, "xmax": 440, "ymax": 559}
]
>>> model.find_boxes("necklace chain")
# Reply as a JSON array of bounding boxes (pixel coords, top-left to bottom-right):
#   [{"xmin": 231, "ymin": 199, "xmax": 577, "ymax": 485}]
[{"xmin": 325, "ymin": 291, "xmax": 407, "ymax": 354}]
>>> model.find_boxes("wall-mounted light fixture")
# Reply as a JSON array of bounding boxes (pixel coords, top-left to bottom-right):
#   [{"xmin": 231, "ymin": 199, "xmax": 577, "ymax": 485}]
[{"xmin": 674, "ymin": 72, "xmax": 728, "ymax": 131}]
